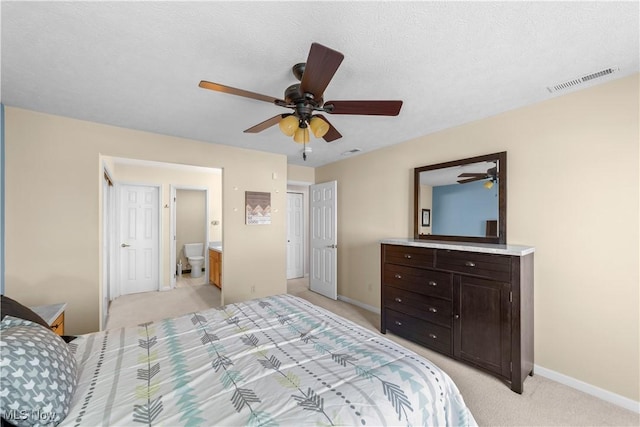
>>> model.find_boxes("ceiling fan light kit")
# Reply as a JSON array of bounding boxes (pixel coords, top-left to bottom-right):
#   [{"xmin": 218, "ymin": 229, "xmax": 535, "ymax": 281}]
[
  {"xmin": 309, "ymin": 116, "xmax": 329, "ymax": 138},
  {"xmin": 199, "ymin": 42, "xmax": 403, "ymax": 161},
  {"xmin": 278, "ymin": 115, "xmax": 298, "ymax": 136},
  {"xmin": 293, "ymin": 126, "xmax": 310, "ymax": 144}
]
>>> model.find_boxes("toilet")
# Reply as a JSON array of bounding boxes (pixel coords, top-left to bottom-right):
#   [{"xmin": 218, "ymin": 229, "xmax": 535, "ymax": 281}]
[{"xmin": 184, "ymin": 243, "xmax": 204, "ymax": 278}]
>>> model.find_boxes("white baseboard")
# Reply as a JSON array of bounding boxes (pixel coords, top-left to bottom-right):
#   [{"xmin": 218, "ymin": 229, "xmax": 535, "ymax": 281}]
[
  {"xmin": 333, "ymin": 295, "xmax": 638, "ymax": 414},
  {"xmin": 337, "ymin": 294, "xmax": 380, "ymax": 315},
  {"xmin": 534, "ymin": 364, "xmax": 639, "ymax": 413}
]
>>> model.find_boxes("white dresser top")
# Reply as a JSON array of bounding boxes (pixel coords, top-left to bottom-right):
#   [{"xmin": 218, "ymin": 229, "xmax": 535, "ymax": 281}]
[
  {"xmin": 381, "ymin": 238, "xmax": 535, "ymax": 256},
  {"xmin": 30, "ymin": 303, "xmax": 67, "ymax": 326}
]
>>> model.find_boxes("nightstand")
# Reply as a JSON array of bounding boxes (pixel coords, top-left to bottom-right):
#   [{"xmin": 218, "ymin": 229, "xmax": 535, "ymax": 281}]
[{"xmin": 30, "ymin": 303, "xmax": 67, "ymax": 336}]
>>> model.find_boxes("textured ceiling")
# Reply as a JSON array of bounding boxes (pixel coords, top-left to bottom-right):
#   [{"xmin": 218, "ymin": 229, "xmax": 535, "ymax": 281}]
[{"xmin": 2, "ymin": 1, "xmax": 638, "ymax": 167}]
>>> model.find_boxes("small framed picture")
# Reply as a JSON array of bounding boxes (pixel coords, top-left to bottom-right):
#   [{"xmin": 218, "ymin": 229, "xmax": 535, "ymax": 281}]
[
  {"xmin": 245, "ymin": 191, "xmax": 271, "ymax": 225},
  {"xmin": 421, "ymin": 209, "xmax": 431, "ymax": 227}
]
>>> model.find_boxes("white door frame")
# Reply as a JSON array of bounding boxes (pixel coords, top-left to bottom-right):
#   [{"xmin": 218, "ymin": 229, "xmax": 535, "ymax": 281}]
[
  {"xmin": 170, "ymin": 185, "xmax": 209, "ymax": 288},
  {"xmin": 287, "ymin": 192, "xmax": 305, "ymax": 279},
  {"xmin": 309, "ymin": 180, "xmax": 338, "ymax": 300},
  {"xmin": 101, "ymin": 165, "xmax": 115, "ymax": 330},
  {"xmin": 114, "ymin": 182, "xmax": 162, "ymax": 297}
]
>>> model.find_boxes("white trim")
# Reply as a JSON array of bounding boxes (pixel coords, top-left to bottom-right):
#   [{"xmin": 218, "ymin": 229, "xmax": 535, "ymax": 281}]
[
  {"xmin": 534, "ymin": 364, "xmax": 640, "ymax": 413},
  {"xmin": 331, "ymin": 298, "xmax": 640, "ymax": 414},
  {"xmin": 337, "ymin": 294, "xmax": 381, "ymax": 315}
]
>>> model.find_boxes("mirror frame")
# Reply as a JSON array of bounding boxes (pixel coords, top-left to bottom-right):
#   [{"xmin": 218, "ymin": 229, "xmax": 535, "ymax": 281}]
[{"xmin": 414, "ymin": 151, "xmax": 507, "ymax": 244}]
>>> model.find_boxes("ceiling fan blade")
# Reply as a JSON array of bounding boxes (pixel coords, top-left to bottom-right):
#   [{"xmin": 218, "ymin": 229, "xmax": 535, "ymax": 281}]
[
  {"xmin": 457, "ymin": 176, "xmax": 486, "ymax": 184},
  {"xmin": 244, "ymin": 114, "xmax": 286, "ymax": 133},
  {"xmin": 199, "ymin": 80, "xmax": 285, "ymax": 104},
  {"xmin": 324, "ymin": 100, "xmax": 403, "ymax": 116},
  {"xmin": 458, "ymin": 173, "xmax": 487, "ymax": 178},
  {"xmin": 314, "ymin": 114, "xmax": 342, "ymax": 142},
  {"xmin": 300, "ymin": 43, "xmax": 344, "ymax": 98}
]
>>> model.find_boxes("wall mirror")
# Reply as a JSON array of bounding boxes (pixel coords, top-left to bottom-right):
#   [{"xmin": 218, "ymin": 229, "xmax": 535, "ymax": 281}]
[{"xmin": 414, "ymin": 151, "xmax": 506, "ymax": 244}]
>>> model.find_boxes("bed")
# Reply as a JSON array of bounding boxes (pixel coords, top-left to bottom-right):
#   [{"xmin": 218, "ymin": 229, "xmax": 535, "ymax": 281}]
[{"xmin": 1, "ymin": 294, "xmax": 476, "ymax": 426}]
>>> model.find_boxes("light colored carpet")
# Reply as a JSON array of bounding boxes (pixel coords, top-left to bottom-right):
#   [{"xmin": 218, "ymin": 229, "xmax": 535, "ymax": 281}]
[
  {"xmin": 107, "ymin": 279, "xmax": 639, "ymax": 426},
  {"xmin": 105, "ymin": 284, "xmax": 220, "ymax": 329}
]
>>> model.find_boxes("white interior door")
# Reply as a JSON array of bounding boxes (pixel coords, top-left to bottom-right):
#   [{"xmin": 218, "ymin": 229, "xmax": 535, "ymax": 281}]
[
  {"xmin": 287, "ymin": 192, "xmax": 304, "ymax": 279},
  {"xmin": 118, "ymin": 184, "xmax": 160, "ymax": 295},
  {"xmin": 310, "ymin": 181, "xmax": 337, "ymax": 300}
]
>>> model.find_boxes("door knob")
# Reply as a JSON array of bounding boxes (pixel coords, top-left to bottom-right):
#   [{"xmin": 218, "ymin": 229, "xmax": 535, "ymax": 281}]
[
  {"xmin": 121, "ymin": 243, "xmax": 131, "ymax": 248},
  {"xmin": 326, "ymin": 244, "xmax": 338, "ymax": 249}
]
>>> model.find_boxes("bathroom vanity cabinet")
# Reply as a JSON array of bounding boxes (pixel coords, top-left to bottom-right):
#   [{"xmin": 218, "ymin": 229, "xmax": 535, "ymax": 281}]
[
  {"xmin": 209, "ymin": 248, "xmax": 222, "ymax": 289},
  {"xmin": 380, "ymin": 239, "xmax": 534, "ymax": 393}
]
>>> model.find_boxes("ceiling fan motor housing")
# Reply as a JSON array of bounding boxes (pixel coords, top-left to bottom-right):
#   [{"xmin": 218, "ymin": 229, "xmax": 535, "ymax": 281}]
[
  {"xmin": 284, "ymin": 84, "xmax": 304, "ymax": 103},
  {"xmin": 292, "ymin": 62, "xmax": 306, "ymax": 81},
  {"xmin": 285, "ymin": 83, "xmax": 322, "ymax": 105}
]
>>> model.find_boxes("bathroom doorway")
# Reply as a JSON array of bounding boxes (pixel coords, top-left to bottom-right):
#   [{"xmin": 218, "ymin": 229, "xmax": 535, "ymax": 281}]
[
  {"xmin": 101, "ymin": 157, "xmax": 222, "ymax": 328},
  {"xmin": 170, "ymin": 186, "xmax": 208, "ymax": 288}
]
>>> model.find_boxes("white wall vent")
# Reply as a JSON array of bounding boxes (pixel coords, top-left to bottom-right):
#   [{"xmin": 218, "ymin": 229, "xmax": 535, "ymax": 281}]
[
  {"xmin": 547, "ymin": 67, "xmax": 618, "ymax": 93},
  {"xmin": 341, "ymin": 148, "xmax": 362, "ymax": 156}
]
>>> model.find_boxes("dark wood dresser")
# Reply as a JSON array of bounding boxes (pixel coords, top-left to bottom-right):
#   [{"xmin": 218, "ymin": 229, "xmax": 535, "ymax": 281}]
[{"xmin": 381, "ymin": 239, "xmax": 534, "ymax": 393}]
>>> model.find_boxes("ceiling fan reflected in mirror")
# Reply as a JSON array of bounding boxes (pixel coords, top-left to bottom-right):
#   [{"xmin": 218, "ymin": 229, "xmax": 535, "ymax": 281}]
[
  {"xmin": 199, "ymin": 42, "xmax": 403, "ymax": 160},
  {"xmin": 457, "ymin": 164, "xmax": 498, "ymax": 189}
]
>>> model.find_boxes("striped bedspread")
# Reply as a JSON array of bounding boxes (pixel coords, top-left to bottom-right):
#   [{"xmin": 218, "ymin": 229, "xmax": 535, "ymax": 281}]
[{"xmin": 62, "ymin": 294, "xmax": 476, "ymax": 426}]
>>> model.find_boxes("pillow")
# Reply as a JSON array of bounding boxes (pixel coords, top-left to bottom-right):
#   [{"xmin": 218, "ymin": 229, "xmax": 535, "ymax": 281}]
[
  {"xmin": 0, "ymin": 316, "xmax": 77, "ymax": 427},
  {"xmin": 0, "ymin": 295, "xmax": 49, "ymax": 329}
]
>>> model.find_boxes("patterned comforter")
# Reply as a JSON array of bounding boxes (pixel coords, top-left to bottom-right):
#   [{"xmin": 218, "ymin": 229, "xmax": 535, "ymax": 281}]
[{"xmin": 61, "ymin": 294, "xmax": 476, "ymax": 426}]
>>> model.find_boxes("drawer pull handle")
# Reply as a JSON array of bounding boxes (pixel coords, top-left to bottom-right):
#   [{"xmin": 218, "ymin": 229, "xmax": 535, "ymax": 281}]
[
  {"xmin": 395, "ymin": 297, "xmax": 402, "ymax": 303},
  {"xmin": 428, "ymin": 307, "xmax": 437, "ymax": 313},
  {"xmin": 428, "ymin": 281, "xmax": 437, "ymax": 287},
  {"xmin": 465, "ymin": 261, "xmax": 476, "ymax": 267},
  {"xmin": 404, "ymin": 254, "xmax": 412, "ymax": 259},
  {"xmin": 428, "ymin": 333, "xmax": 437, "ymax": 339},
  {"xmin": 394, "ymin": 274, "xmax": 402, "ymax": 279},
  {"xmin": 395, "ymin": 321, "xmax": 403, "ymax": 326}
]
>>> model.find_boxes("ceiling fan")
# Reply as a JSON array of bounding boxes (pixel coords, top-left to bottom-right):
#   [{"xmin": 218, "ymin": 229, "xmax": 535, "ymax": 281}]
[
  {"xmin": 199, "ymin": 42, "xmax": 403, "ymax": 160},
  {"xmin": 457, "ymin": 165, "xmax": 498, "ymax": 186}
]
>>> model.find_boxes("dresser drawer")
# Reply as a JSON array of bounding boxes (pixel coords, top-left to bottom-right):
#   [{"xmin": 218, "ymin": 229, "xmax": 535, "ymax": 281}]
[
  {"xmin": 384, "ymin": 286, "xmax": 452, "ymax": 327},
  {"xmin": 383, "ymin": 244, "xmax": 435, "ymax": 268},
  {"xmin": 385, "ymin": 309, "xmax": 452, "ymax": 355},
  {"xmin": 436, "ymin": 250, "xmax": 511, "ymax": 282},
  {"xmin": 383, "ymin": 264, "xmax": 452, "ymax": 300}
]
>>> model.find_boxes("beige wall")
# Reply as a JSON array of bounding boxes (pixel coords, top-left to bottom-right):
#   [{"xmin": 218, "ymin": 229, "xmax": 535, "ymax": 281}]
[
  {"xmin": 287, "ymin": 164, "xmax": 315, "ymax": 183},
  {"xmin": 316, "ymin": 74, "xmax": 639, "ymax": 401},
  {"xmin": 5, "ymin": 108, "xmax": 287, "ymax": 334}
]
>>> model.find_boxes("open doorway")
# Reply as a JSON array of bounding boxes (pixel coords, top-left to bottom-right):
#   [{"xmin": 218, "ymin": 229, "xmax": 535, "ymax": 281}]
[
  {"xmin": 100, "ymin": 156, "xmax": 222, "ymax": 329},
  {"xmin": 171, "ymin": 187, "xmax": 208, "ymax": 288},
  {"xmin": 287, "ymin": 192, "xmax": 304, "ymax": 279},
  {"xmin": 286, "ymin": 182, "xmax": 311, "ymax": 283}
]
